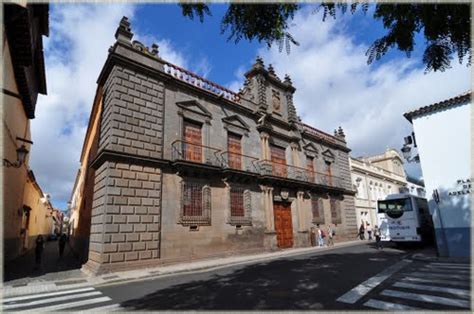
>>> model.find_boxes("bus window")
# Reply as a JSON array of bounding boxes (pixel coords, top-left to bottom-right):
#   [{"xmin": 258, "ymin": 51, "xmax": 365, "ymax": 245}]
[{"xmin": 377, "ymin": 198, "xmax": 412, "ymax": 219}]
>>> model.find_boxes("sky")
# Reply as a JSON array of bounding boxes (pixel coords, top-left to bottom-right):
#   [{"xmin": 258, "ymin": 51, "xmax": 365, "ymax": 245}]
[{"xmin": 31, "ymin": 3, "xmax": 471, "ymax": 210}]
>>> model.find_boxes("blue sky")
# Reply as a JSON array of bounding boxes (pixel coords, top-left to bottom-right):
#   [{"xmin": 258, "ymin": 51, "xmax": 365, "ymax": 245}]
[{"xmin": 31, "ymin": 3, "xmax": 471, "ymax": 210}]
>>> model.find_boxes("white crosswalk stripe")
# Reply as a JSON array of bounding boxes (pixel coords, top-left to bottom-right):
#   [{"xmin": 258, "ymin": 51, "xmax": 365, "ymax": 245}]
[
  {"xmin": 1, "ymin": 286, "xmax": 123, "ymax": 312},
  {"xmin": 400, "ymin": 276, "xmax": 470, "ymax": 287},
  {"xmin": 360, "ymin": 262, "xmax": 471, "ymax": 310},
  {"xmin": 380, "ymin": 289, "xmax": 470, "ymax": 308},
  {"xmin": 430, "ymin": 262, "xmax": 471, "ymax": 268},
  {"xmin": 393, "ymin": 282, "xmax": 470, "ymax": 299},
  {"xmin": 363, "ymin": 299, "xmax": 421, "ymax": 310}
]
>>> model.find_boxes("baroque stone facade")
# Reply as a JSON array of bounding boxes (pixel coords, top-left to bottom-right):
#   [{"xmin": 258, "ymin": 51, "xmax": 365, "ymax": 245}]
[{"xmin": 80, "ymin": 17, "xmax": 357, "ymax": 274}]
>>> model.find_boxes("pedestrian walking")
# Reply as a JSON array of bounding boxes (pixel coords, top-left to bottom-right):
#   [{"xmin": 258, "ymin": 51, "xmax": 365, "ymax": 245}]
[
  {"xmin": 35, "ymin": 235, "xmax": 44, "ymax": 268},
  {"xmin": 317, "ymin": 224, "xmax": 325, "ymax": 247},
  {"xmin": 367, "ymin": 223, "xmax": 373, "ymax": 240},
  {"xmin": 58, "ymin": 233, "xmax": 67, "ymax": 258},
  {"xmin": 358, "ymin": 223, "xmax": 365, "ymax": 240},
  {"xmin": 327, "ymin": 224, "xmax": 334, "ymax": 246},
  {"xmin": 374, "ymin": 225, "xmax": 383, "ymax": 250}
]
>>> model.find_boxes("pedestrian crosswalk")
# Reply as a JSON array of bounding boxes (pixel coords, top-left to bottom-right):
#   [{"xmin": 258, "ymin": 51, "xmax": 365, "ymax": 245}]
[
  {"xmin": 362, "ymin": 261, "xmax": 471, "ymax": 310},
  {"xmin": 2, "ymin": 286, "xmax": 122, "ymax": 312}
]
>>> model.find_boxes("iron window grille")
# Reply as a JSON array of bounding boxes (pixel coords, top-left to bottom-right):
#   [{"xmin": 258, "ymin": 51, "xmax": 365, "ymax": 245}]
[
  {"xmin": 229, "ymin": 186, "xmax": 252, "ymax": 225},
  {"xmin": 330, "ymin": 197, "xmax": 342, "ymax": 224},
  {"xmin": 312, "ymin": 197, "xmax": 325, "ymax": 224},
  {"xmin": 180, "ymin": 180, "xmax": 211, "ymax": 226}
]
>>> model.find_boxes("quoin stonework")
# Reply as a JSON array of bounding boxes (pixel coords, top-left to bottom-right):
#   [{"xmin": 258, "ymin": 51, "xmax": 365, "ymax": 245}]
[{"xmin": 73, "ymin": 17, "xmax": 357, "ymax": 274}]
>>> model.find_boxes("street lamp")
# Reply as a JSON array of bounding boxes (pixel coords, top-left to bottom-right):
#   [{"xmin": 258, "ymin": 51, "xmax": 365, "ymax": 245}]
[{"xmin": 3, "ymin": 144, "xmax": 29, "ymax": 168}]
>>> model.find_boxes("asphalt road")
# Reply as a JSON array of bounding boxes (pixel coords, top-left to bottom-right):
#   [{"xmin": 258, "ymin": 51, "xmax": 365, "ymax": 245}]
[{"xmin": 97, "ymin": 242, "xmax": 418, "ymax": 310}]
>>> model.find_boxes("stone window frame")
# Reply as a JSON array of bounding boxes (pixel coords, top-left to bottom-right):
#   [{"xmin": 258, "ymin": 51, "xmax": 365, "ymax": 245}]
[
  {"xmin": 330, "ymin": 196, "xmax": 342, "ymax": 224},
  {"xmin": 179, "ymin": 178, "xmax": 212, "ymax": 226},
  {"xmin": 176, "ymin": 100, "xmax": 212, "ymax": 149},
  {"xmin": 227, "ymin": 184, "xmax": 252, "ymax": 226},
  {"xmin": 311, "ymin": 195, "xmax": 325, "ymax": 225}
]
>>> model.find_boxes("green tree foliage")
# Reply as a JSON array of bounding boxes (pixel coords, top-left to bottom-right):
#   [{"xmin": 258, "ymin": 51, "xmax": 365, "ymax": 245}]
[{"xmin": 178, "ymin": 3, "xmax": 471, "ymax": 72}]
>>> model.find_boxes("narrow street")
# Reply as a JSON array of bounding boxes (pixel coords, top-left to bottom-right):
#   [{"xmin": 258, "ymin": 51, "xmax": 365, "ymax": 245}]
[{"xmin": 2, "ymin": 242, "xmax": 471, "ymax": 311}]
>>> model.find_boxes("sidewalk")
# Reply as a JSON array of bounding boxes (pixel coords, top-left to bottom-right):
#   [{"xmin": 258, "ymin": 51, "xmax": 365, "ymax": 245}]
[{"xmin": 2, "ymin": 239, "xmax": 365, "ymax": 297}]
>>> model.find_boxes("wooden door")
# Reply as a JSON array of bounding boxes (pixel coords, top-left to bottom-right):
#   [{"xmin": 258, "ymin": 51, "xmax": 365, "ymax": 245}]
[
  {"xmin": 270, "ymin": 145, "xmax": 287, "ymax": 177},
  {"xmin": 274, "ymin": 202, "xmax": 293, "ymax": 248},
  {"xmin": 227, "ymin": 133, "xmax": 242, "ymax": 170},
  {"xmin": 183, "ymin": 120, "xmax": 202, "ymax": 162}
]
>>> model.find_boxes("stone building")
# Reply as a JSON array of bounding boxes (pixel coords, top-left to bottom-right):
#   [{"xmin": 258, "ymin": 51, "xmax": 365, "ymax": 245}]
[
  {"xmin": 350, "ymin": 149, "xmax": 407, "ymax": 228},
  {"xmin": 78, "ymin": 17, "xmax": 356, "ymax": 274},
  {"xmin": 2, "ymin": 3, "xmax": 49, "ymax": 261}
]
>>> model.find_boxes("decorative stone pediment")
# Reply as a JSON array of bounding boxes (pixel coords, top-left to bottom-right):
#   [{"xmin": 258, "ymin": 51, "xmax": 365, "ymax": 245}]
[
  {"xmin": 303, "ymin": 142, "xmax": 319, "ymax": 158},
  {"xmin": 176, "ymin": 100, "xmax": 212, "ymax": 119},
  {"xmin": 322, "ymin": 149, "xmax": 335, "ymax": 163},
  {"xmin": 176, "ymin": 100, "xmax": 212, "ymax": 117},
  {"xmin": 222, "ymin": 115, "xmax": 250, "ymax": 132}
]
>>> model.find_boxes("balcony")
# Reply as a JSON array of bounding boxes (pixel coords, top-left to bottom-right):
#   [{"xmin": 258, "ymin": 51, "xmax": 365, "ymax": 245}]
[
  {"xmin": 170, "ymin": 142, "xmax": 345, "ymax": 190},
  {"xmin": 171, "ymin": 140, "xmax": 223, "ymax": 174},
  {"xmin": 259, "ymin": 160, "xmax": 345, "ymax": 189},
  {"xmin": 221, "ymin": 152, "xmax": 260, "ymax": 174}
]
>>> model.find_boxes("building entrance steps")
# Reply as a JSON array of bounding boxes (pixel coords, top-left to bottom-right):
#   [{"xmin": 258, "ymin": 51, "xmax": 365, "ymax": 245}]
[{"xmin": 3, "ymin": 239, "xmax": 364, "ymax": 297}]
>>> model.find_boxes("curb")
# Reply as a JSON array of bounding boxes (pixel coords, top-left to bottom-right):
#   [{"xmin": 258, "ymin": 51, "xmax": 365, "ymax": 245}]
[{"xmin": 2, "ymin": 240, "xmax": 365, "ymax": 296}]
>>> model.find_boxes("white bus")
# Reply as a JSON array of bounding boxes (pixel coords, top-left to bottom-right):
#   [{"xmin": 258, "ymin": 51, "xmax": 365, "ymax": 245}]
[{"xmin": 377, "ymin": 193, "xmax": 434, "ymax": 244}]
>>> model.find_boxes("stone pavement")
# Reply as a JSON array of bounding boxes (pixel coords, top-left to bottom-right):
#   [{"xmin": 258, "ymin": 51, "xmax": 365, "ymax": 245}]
[
  {"xmin": 2, "ymin": 239, "xmax": 366, "ymax": 297},
  {"xmin": 3, "ymin": 239, "xmax": 85, "ymax": 285}
]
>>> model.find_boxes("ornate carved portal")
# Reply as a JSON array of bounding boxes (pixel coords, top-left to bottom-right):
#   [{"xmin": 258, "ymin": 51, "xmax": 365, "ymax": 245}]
[{"xmin": 273, "ymin": 202, "xmax": 293, "ymax": 248}]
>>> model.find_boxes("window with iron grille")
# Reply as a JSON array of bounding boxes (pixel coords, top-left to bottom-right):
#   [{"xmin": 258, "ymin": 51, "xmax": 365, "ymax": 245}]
[
  {"xmin": 180, "ymin": 180, "xmax": 211, "ymax": 225},
  {"xmin": 229, "ymin": 186, "xmax": 252, "ymax": 225},
  {"xmin": 330, "ymin": 197, "xmax": 342, "ymax": 224},
  {"xmin": 312, "ymin": 197, "xmax": 325, "ymax": 224}
]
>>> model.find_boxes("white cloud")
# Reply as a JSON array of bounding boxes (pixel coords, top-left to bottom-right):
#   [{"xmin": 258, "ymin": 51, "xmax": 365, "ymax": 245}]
[{"xmin": 230, "ymin": 8, "xmax": 471, "ymax": 178}]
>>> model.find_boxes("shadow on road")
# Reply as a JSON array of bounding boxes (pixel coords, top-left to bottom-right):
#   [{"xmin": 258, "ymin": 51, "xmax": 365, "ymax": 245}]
[
  {"xmin": 120, "ymin": 242, "xmax": 419, "ymax": 310},
  {"xmin": 3, "ymin": 240, "xmax": 83, "ymax": 283}
]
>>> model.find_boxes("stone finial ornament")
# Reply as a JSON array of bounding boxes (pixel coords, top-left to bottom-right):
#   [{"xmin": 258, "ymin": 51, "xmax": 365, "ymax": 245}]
[
  {"xmin": 115, "ymin": 16, "xmax": 133, "ymax": 43},
  {"xmin": 253, "ymin": 56, "xmax": 264, "ymax": 69},
  {"xmin": 284, "ymin": 74, "xmax": 293, "ymax": 85},
  {"xmin": 268, "ymin": 64, "xmax": 276, "ymax": 76},
  {"xmin": 150, "ymin": 43, "xmax": 159, "ymax": 56},
  {"xmin": 337, "ymin": 126, "xmax": 346, "ymax": 138}
]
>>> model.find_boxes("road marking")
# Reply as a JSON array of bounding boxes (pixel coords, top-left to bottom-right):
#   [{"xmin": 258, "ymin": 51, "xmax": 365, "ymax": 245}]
[
  {"xmin": 336, "ymin": 259, "xmax": 411, "ymax": 304},
  {"xmin": 3, "ymin": 291, "xmax": 102, "ymax": 310},
  {"xmin": 409, "ymin": 272, "xmax": 467, "ymax": 280},
  {"xmin": 380, "ymin": 289, "xmax": 470, "ymax": 308},
  {"xmin": 420, "ymin": 267, "xmax": 470, "ymax": 274},
  {"xmin": 393, "ymin": 282, "xmax": 470, "ymax": 298},
  {"xmin": 22, "ymin": 296, "xmax": 112, "ymax": 312},
  {"xmin": 430, "ymin": 262, "xmax": 470, "ymax": 268},
  {"xmin": 425, "ymin": 264, "xmax": 470, "ymax": 270},
  {"xmin": 2, "ymin": 287, "xmax": 95, "ymax": 302},
  {"xmin": 363, "ymin": 298, "xmax": 421, "ymax": 310},
  {"xmin": 401, "ymin": 276, "xmax": 470, "ymax": 287}
]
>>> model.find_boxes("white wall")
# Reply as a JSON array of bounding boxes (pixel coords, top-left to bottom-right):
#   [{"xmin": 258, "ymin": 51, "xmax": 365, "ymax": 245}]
[{"xmin": 412, "ymin": 100, "xmax": 471, "ymax": 256}]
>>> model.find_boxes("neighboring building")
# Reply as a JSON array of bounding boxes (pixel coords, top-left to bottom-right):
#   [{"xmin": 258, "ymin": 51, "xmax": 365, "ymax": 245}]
[
  {"xmin": 2, "ymin": 3, "xmax": 49, "ymax": 261},
  {"xmin": 403, "ymin": 91, "xmax": 471, "ymax": 257},
  {"xmin": 20, "ymin": 171, "xmax": 55, "ymax": 251},
  {"xmin": 77, "ymin": 17, "xmax": 357, "ymax": 274},
  {"xmin": 350, "ymin": 149, "xmax": 407, "ymax": 228},
  {"xmin": 403, "ymin": 175, "xmax": 426, "ymax": 198}
]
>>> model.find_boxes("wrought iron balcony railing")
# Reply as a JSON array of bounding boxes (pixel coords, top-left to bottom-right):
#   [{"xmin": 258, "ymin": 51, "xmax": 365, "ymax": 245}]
[
  {"xmin": 220, "ymin": 151, "xmax": 260, "ymax": 174},
  {"xmin": 171, "ymin": 143, "xmax": 345, "ymax": 189},
  {"xmin": 171, "ymin": 140, "xmax": 222, "ymax": 167},
  {"xmin": 258, "ymin": 160, "xmax": 344, "ymax": 189}
]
